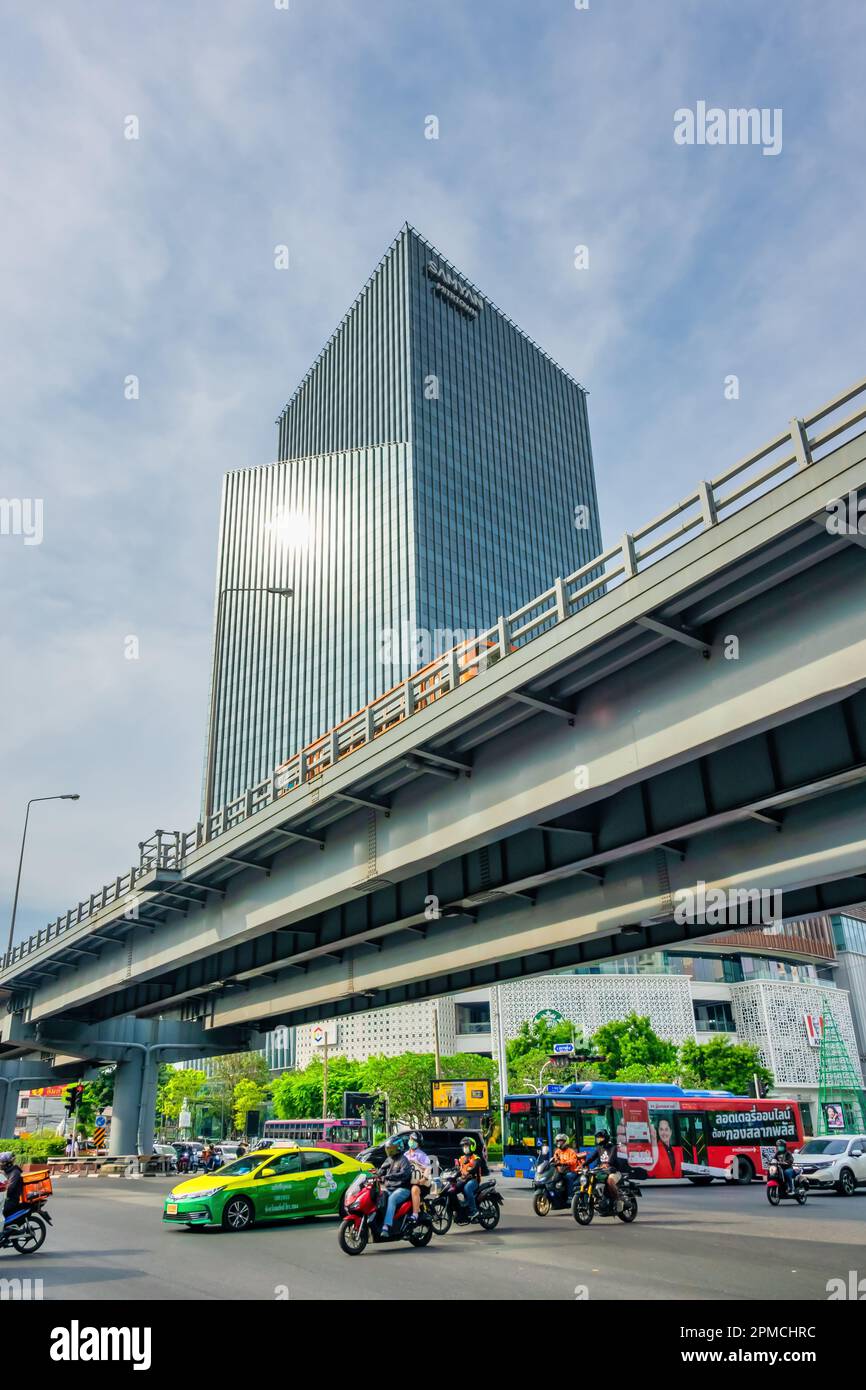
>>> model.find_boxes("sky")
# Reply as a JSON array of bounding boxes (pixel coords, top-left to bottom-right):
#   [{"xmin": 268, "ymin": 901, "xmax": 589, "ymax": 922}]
[{"xmin": 1, "ymin": 0, "xmax": 864, "ymax": 946}]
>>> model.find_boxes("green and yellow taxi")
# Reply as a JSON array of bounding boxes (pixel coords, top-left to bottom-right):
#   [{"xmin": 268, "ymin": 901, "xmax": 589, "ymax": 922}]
[{"xmin": 162, "ymin": 1146, "xmax": 373, "ymax": 1231}]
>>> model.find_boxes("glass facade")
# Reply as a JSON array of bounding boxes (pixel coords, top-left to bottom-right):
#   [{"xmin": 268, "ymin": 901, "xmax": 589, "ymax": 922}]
[
  {"xmin": 206, "ymin": 225, "xmax": 601, "ymax": 810},
  {"xmin": 575, "ymin": 950, "xmax": 821, "ymax": 985}
]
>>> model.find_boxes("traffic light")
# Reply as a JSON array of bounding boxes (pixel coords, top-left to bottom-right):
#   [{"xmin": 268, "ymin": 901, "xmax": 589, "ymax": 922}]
[{"xmin": 64, "ymin": 1083, "xmax": 85, "ymax": 1114}]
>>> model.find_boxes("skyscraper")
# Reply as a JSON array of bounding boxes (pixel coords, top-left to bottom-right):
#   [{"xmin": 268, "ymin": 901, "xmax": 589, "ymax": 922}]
[{"xmin": 205, "ymin": 224, "xmax": 601, "ymax": 813}]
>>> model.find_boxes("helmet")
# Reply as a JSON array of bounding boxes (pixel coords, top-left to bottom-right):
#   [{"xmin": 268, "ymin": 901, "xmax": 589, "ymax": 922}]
[
  {"xmin": 554, "ymin": 1134, "xmax": 569, "ymax": 1149},
  {"xmin": 0, "ymin": 1152, "xmax": 14, "ymax": 1168},
  {"xmin": 384, "ymin": 1139, "xmax": 400, "ymax": 1156},
  {"xmin": 595, "ymin": 1129, "xmax": 611, "ymax": 1144},
  {"xmin": 460, "ymin": 1136, "xmax": 477, "ymax": 1152},
  {"xmin": 776, "ymin": 1138, "xmax": 788, "ymax": 1150}
]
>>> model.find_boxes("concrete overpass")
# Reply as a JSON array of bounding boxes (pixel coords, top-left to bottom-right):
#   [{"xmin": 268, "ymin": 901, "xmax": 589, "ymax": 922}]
[{"xmin": 2, "ymin": 374, "xmax": 866, "ymax": 1143}]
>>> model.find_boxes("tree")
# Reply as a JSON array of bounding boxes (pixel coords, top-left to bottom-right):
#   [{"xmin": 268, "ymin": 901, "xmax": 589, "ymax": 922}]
[
  {"xmin": 362, "ymin": 1052, "xmax": 497, "ymax": 1128},
  {"xmin": 679, "ymin": 1038, "xmax": 773, "ymax": 1096},
  {"xmin": 270, "ymin": 1056, "xmax": 367, "ymax": 1120},
  {"xmin": 233, "ymin": 1078, "xmax": 271, "ymax": 1134},
  {"xmin": 205, "ymin": 1054, "xmax": 271, "ymax": 1138},
  {"xmin": 505, "ymin": 1019, "xmax": 596, "ymax": 1093},
  {"xmin": 590, "ymin": 1015, "xmax": 676, "ymax": 1078},
  {"xmin": 160, "ymin": 1069, "xmax": 208, "ymax": 1123}
]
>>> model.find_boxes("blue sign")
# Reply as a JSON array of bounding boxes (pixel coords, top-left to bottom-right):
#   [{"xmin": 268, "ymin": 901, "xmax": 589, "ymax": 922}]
[{"xmin": 553, "ymin": 1043, "xmax": 575, "ymax": 1055}]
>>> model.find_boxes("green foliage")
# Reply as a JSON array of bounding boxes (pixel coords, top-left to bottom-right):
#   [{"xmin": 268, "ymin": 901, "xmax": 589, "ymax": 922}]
[
  {"xmin": 679, "ymin": 1037, "xmax": 773, "ymax": 1095},
  {"xmin": 271, "ymin": 1056, "xmax": 367, "ymax": 1121},
  {"xmin": 0, "ymin": 1130, "xmax": 67, "ymax": 1162},
  {"xmin": 591, "ymin": 1014, "xmax": 677, "ymax": 1078},
  {"xmin": 233, "ymin": 1077, "xmax": 271, "ymax": 1133},
  {"xmin": 271, "ymin": 1051, "xmax": 497, "ymax": 1129},
  {"xmin": 505, "ymin": 1019, "xmax": 597, "ymax": 1092},
  {"xmin": 159, "ymin": 1069, "xmax": 208, "ymax": 1122},
  {"xmin": 364, "ymin": 1053, "xmax": 497, "ymax": 1129}
]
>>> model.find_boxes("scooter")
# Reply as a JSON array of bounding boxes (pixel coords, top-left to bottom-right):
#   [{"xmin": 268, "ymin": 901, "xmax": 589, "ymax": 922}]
[
  {"xmin": 338, "ymin": 1173, "xmax": 434, "ymax": 1255},
  {"xmin": 0, "ymin": 1170, "xmax": 53, "ymax": 1256},
  {"xmin": 572, "ymin": 1164, "xmax": 646, "ymax": 1225},
  {"xmin": 766, "ymin": 1160, "xmax": 807, "ymax": 1206},
  {"xmin": 429, "ymin": 1168, "xmax": 503, "ymax": 1232},
  {"xmin": 532, "ymin": 1146, "xmax": 576, "ymax": 1216}
]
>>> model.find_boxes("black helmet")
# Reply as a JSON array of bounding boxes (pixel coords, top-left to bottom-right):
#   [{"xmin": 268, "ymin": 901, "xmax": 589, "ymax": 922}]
[
  {"xmin": 595, "ymin": 1129, "xmax": 611, "ymax": 1144},
  {"xmin": 460, "ymin": 1136, "xmax": 477, "ymax": 1152},
  {"xmin": 776, "ymin": 1138, "xmax": 788, "ymax": 1150},
  {"xmin": 0, "ymin": 1152, "xmax": 15, "ymax": 1169},
  {"xmin": 554, "ymin": 1134, "xmax": 569, "ymax": 1148}
]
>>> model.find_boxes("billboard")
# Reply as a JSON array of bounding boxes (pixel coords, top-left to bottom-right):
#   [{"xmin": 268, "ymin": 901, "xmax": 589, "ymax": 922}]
[{"xmin": 431, "ymin": 1080, "xmax": 491, "ymax": 1114}]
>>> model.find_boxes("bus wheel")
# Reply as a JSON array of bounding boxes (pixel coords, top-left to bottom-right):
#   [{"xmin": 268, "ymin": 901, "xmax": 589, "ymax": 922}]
[
  {"xmin": 533, "ymin": 1191, "xmax": 551, "ymax": 1217},
  {"xmin": 734, "ymin": 1158, "xmax": 754, "ymax": 1185}
]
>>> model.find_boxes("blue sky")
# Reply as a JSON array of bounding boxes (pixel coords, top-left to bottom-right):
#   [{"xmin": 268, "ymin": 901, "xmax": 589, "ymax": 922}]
[{"xmin": 1, "ymin": 0, "xmax": 864, "ymax": 943}]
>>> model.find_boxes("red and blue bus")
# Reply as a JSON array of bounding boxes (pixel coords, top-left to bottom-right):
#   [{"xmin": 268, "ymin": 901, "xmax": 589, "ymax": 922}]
[
  {"xmin": 503, "ymin": 1082, "xmax": 805, "ymax": 1185},
  {"xmin": 259, "ymin": 1117, "xmax": 371, "ymax": 1156}
]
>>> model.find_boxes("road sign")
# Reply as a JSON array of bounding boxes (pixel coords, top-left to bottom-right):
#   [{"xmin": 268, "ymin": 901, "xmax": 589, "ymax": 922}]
[
  {"xmin": 431, "ymin": 1079, "xmax": 490, "ymax": 1113},
  {"xmin": 92, "ymin": 1125, "xmax": 107, "ymax": 1149},
  {"xmin": 552, "ymin": 1042, "xmax": 575, "ymax": 1055}
]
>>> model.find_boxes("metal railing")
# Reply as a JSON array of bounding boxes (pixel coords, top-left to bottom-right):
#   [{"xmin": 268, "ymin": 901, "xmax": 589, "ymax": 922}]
[{"xmin": 3, "ymin": 374, "xmax": 865, "ymax": 976}]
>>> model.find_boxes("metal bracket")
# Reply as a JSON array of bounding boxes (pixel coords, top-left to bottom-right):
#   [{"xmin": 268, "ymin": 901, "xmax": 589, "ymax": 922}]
[
  {"xmin": 508, "ymin": 692, "xmax": 575, "ymax": 724},
  {"xmin": 636, "ymin": 615, "xmax": 710, "ymax": 657}
]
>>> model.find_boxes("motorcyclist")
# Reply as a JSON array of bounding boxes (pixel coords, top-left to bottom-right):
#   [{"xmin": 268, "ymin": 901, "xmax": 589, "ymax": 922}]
[
  {"xmin": 377, "ymin": 1140, "xmax": 413, "ymax": 1236},
  {"xmin": 404, "ymin": 1132, "xmax": 431, "ymax": 1221},
  {"xmin": 552, "ymin": 1132, "xmax": 582, "ymax": 1199},
  {"xmin": 454, "ymin": 1136, "xmax": 482, "ymax": 1222},
  {"xmin": 0, "ymin": 1152, "xmax": 25, "ymax": 1223},
  {"xmin": 773, "ymin": 1138, "xmax": 795, "ymax": 1195},
  {"xmin": 581, "ymin": 1128, "xmax": 623, "ymax": 1207}
]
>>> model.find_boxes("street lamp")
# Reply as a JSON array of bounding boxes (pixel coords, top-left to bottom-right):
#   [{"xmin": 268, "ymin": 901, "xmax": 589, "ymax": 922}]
[
  {"xmin": 6, "ymin": 794, "xmax": 80, "ymax": 965},
  {"xmin": 203, "ymin": 586, "xmax": 293, "ymax": 818}
]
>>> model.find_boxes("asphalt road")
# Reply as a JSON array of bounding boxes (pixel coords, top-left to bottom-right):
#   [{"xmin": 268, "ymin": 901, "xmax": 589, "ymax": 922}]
[{"xmin": 7, "ymin": 1176, "xmax": 864, "ymax": 1301}]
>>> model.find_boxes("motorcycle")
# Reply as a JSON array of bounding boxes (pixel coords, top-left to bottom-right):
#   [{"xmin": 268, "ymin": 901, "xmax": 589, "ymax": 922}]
[
  {"xmin": 766, "ymin": 1160, "xmax": 807, "ymax": 1206},
  {"xmin": 0, "ymin": 1170, "xmax": 53, "ymax": 1256},
  {"xmin": 338, "ymin": 1173, "xmax": 434, "ymax": 1255},
  {"xmin": 532, "ymin": 1146, "xmax": 576, "ymax": 1216},
  {"xmin": 429, "ymin": 1168, "xmax": 503, "ymax": 1232},
  {"xmin": 572, "ymin": 1164, "xmax": 646, "ymax": 1225}
]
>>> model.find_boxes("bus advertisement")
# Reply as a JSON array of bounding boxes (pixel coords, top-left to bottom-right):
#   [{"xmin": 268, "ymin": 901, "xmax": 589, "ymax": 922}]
[{"xmin": 503, "ymin": 1082, "xmax": 805, "ymax": 1185}]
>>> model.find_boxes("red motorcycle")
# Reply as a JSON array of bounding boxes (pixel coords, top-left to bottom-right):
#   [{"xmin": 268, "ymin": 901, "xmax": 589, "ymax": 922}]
[{"xmin": 338, "ymin": 1173, "xmax": 434, "ymax": 1255}]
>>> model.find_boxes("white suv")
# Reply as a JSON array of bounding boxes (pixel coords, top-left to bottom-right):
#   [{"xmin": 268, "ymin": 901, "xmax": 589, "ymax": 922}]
[{"xmin": 793, "ymin": 1134, "xmax": 866, "ymax": 1195}]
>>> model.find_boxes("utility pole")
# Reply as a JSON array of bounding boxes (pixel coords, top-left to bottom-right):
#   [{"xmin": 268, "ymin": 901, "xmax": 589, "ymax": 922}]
[
  {"xmin": 491, "ymin": 986, "xmax": 508, "ymax": 1146},
  {"xmin": 433, "ymin": 1002, "xmax": 442, "ymax": 1079},
  {"xmin": 322, "ymin": 1036, "xmax": 329, "ymax": 1120}
]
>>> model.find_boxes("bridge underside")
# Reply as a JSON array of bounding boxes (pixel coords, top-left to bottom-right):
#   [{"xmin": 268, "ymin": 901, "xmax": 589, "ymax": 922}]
[{"xmin": 2, "ymin": 427, "xmax": 866, "ymax": 1052}]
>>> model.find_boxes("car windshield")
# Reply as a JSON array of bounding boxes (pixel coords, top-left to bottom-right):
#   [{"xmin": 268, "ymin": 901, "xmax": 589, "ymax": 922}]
[
  {"xmin": 211, "ymin": 1155, "xmax": 264, "ymax": 1177},
  {"xmin": 798, "ymin": 1139, "xmax": 848, "ymax": 1156}
]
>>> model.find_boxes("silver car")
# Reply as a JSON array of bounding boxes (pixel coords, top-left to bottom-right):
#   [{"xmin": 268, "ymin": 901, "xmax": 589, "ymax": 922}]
[{"xmin": 793, "ymin": 1134, "xmax": 866, "ymax": 1195}]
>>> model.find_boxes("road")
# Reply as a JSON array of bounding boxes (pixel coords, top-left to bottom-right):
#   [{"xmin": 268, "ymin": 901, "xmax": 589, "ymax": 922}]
[{"xmin": 8, "ymin": 1176, "xmax": 864, "ymax": 1301}]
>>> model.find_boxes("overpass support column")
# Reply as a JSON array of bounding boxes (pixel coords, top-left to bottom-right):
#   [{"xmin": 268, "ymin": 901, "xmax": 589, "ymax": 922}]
[
  {"xmin": 137, "ymin": 1051, "xmax": 160, "ymax": 1156},
  {"xmin": 109, "ymin": 1052, "xmax": 145, "ymax": 1156},
  {"xmin": 0, "ymin": 1080, "xmax": 20, "ymax": 1137}
]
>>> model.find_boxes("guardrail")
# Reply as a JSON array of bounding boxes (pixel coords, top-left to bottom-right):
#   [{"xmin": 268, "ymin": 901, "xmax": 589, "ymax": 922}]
[{"xmin": 3, "ymin": 374, "xmax": 865, "ymax": 976}]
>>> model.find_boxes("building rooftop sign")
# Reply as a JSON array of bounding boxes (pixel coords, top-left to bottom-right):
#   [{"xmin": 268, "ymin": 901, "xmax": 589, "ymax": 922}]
[{"xmin": 425, "ymin": 259, "xmax": 483, "ymax": 318}]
